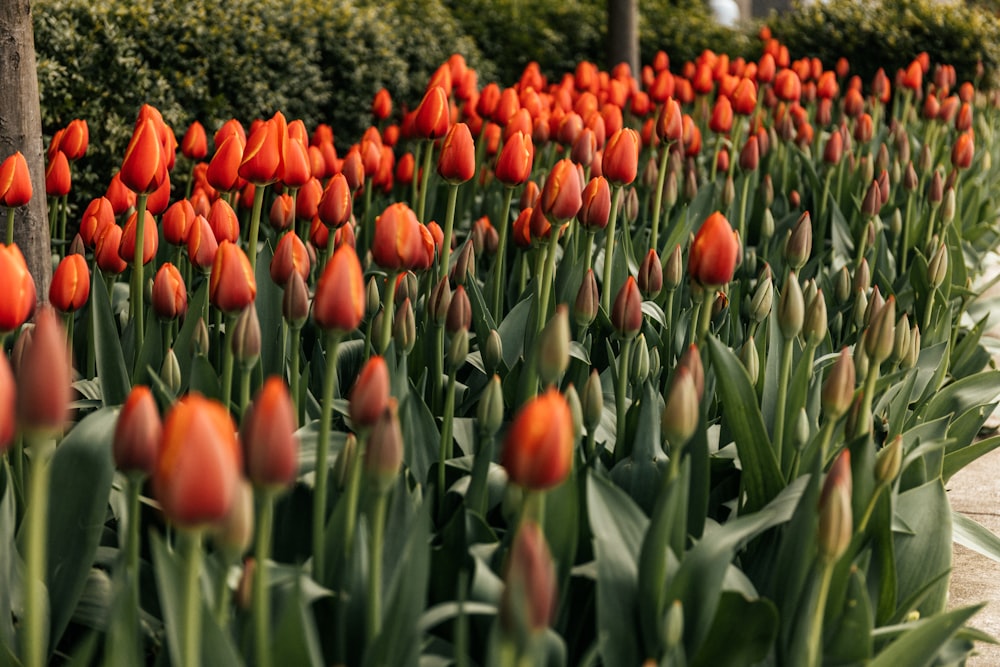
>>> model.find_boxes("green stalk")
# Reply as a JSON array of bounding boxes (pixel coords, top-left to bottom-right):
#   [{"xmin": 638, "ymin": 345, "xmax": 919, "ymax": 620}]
[
  {"xmin": 773, "ymin": 336, "xmax": 794, "ymax": 469},
  {"xmin": 239, "ymin": 365, "xmax": 253, "ymax": 419},
  {"xmin": 613, "ymin": 337, "xmax": 634, "ymax": 464},
  {"xmin": 379, "ymin": 272, "xmax": 398, "ymax": 357},
  {"xmin": 254, "ymin": 489, "xmax": 276, "ymax": 667},
  {"xmin": 289, "ymin": 325, "xmax": 303, "ymax": 426},
  {"xmin": 696, "ymin": 289, "xmax": 714, "ymax": 343},
  {"xmin": 5, "ymin": 208, "xmax": 14, "ymax": 245},
  {"xmin": 536, "ymin": 225, "xmax": 562, "ymax": 335},
  {"xmin": 23, "ymin": 436, "xmax": 55, "ymax": 667},
  {"xmin": 854, "ymin": 362, "xmax": 880, "ymax": 439},
  {"xmin": 221, "ymin": 314, "xmax": 237, "ymax": 413},
  {"xmin": 246, "ymin": 185, "xmax": 266, "ymax": 273},
  {"xmin": 131, "ymin": 193, "xmax": 149, "ymax": 360},
  {"xmin": 467, "ymin": 431, "xmax": 494, "ymax": 516},
  {"xmin": 650, "ymin": 145, "xmax": 672, "ymax": 251},
  {"xmin": 125, "ymin": 473, "xmax": 143, "ymax": 635},
  {"xmin": 438, "ymin": 184, "xmax": 461, "ymax": 283},
  {"xmin": 58, "ymin": 195, "xmax": 68, "ymax": 254},
  {"xmin": 600, "ymin": 186, "xmax": 624, "ymax": 314},
  {"xmin": 490, "ymin": 187, "xmax": 515, "ymax": 320},
  {"xmin": 806, "ymin": 560, "xmax": 834, "ymax": 667},
  {"xmin": 182, "ymin": 530, "xmax": 204, "ymax": 667},
  {"xmin": 432, "ymin": 323, "xmax": 445, "ymax": 413},
  {"xmin": 311, "ymin": 332, "xmax": 342, "ymax": 582},
  {"xmin": 366, "ymin": 491, "xmax": 389, "ymax": 646},
  {"xmin": 417, "ymin": 140, "xmax": 435, "ymax": 225},
  {"xmin": 438, "ymin": 370, "xmax": 458, "ymax": 509}
]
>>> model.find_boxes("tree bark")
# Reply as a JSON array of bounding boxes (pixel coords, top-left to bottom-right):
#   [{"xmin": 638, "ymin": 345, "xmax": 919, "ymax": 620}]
[
  {"xmin": 0, "ymin": 0, "xmax": 51, "ymax": 302},
  {"xmin": 607, "ymin": 0, "xmax": 639, "ymax": 77}
]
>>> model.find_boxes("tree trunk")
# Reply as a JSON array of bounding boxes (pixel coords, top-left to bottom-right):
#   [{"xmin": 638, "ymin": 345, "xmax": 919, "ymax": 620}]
[
  {"xmin": 0, "ymin": 0, "xmax": 51, "ymax": 302},
  {"xmin": 607, "ymin": 0, "xmax": 639, "ymax": 77}
]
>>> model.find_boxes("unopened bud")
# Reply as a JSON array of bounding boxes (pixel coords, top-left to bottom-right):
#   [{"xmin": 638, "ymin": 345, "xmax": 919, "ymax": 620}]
[
  {"xmin": 565, "ymin": 384, "xmax": 583, "ymax": 441},
  {"xmin": 451, "ymin": 241, "xmax": 476, "ymax": 286},
  {"xmin": 853, "ymin": 289, "xmax": 869, "ymax": 329},
  {"xmin": 822, "ymin": 347, "xmax": 856, "ymax": 420},
  {"xmin": 662, "ymin": 366, "xmax": 700, "ymax": 449},
  {"xmin": 740, "ymin": 337, "xmax": 760, "ymax": 385},
  {"xmin": 901, "ymin": 324, "xmax": 920, "ymax": 369},
  {"xmin": 630, "ymin": 335, "xmax": 650, "ymax": 384},
  {"xmin": 478, "ymin": 375, "xmax": 505, "ymax": 437},
  {"xmin": 903, "ymin": 161, "xmax": 918, "ymax": 192},
  {"xmin": 784, "ymin": 211, "xmax": 812, "ymax": 271},
  {"xmin": 683, "ymin": 163, "xmax": 698, "ymax": 200},
  {"xmin": 818, "ymin": 450, "xmax": 853, "ymax": 562},
  {"xmin": 792, "ymin": 408, "xmax": 810, "ymax": 451},
  {"xmin": 193, "ymin": 318, "xmax": 210, "ymax": 357},
  {"xmin": 928, "ymin": 169, "xmax": 943, "ymax": 204},
  {"xmin": 865, "ymin": 294, "xmax": 896, "ymax": 365},
  {"xmin": 366, "ymin": 276, "xmax": 381, "ymax": 318},
  {"xmin": 760, "ymin": 173, "xmax": 774, "ymax": 208},
  {"xmin": 283, "ymin": 271, "xmax": 310, "ymax": 328},
  {"xmin": 778, "ymin": 274, "xmax": 804, "ymax": 340},
  {"xmin": 161, "ymin": 348, "xmax": 182, "ymax": 395},
  {"xmin": 864, "ymin": 285, "xmax": 884, "ymax": 327},
  {"xmin": 582, "ymin": 368, "xmax": 603, "ymax": 433},
  {"xmin": 447, "ymin": 328, "xmax": 470, "ymax": 371},
  {"xmin": 759, "ymin": 208, "xmax": 775, "ymax": 242},
  {"xmin": 892, "ymin": 313, "xmax": 910, "ymax": 363},
  {"xmin": 446, "ymin": 285, "xmax": 472, "ymax": 334},
  {"xmin": 663, "ymin": 169, "xmax": 678, "ymax": 208},
  {"xmin": 720, "ymin": 174, "xmax": 735, "ymax": 208},
  {"xmin": 213, "ymin": 479, "xmax": 255, "ymax": 556},
  {"xmin": 638, "ymin": 249, "xmax": 663, "ymax": 298},
  {"xmin": 365, "ymin": 399, "xmax": 404, "ymax": 493},
  {"xmin": 485, "ymin": 329, "xmax": 504, "ymax": 373},
  {"xmin": 751, "ymin": 275, "xmax": 773, "ymax": 323},
  {"xmin": 574, "ymin": 269, "xmax": 600, "ymax": 327},
  {"xmin": 430, "ymin": 277, "xmax": 452, "ymax": 325},
  {"xmin": 861, "ymin": 180, "xmax": 881, "ymax": 217},
  {"xmin": 942, "ymin": 188, "xmax": 956, "ymax": 226},
  {"xmin": 663, "ymin": 244, "xmax": 683, "ymax": 292},
  {"xmin": 875, "ymin": 435, "xmax": 902, "ymax": 486},
  {"xmin": 231, "ymin": 304, "xmax": 261, "ymax": 368},
  {"xmin": 835, "ymin": 265, "xmax": 852, "ymax": 304},
  {"xmin": 664, "ymin": 600, "xmax": 684, "ymax": 650},
  {"xmin": 803, "ymin": 288, "xmax": 827, "ymax": 346},
  {"xmin": 393, "ymin": 297, "xmax": 417, "ymax": 354},
  {"xmin": 333, "ymin": 433, "xmax": 358, "ymax": 490},
  {"xmin": 537, "ymin": 305, "xmax": 570, "ymax": 386}
]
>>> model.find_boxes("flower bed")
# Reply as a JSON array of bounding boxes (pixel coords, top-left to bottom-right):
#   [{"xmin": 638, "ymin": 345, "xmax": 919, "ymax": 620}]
[{"xmin": 3, "ymin": 31, "xmax": 1000, "ymax": 666}]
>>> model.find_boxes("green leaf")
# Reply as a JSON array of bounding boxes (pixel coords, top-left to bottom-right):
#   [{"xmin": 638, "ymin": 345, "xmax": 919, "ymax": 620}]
[
  {"xmin": 44, "ymin": 407, "xmax": 117, "ymax": 648},
  {"xmin": 254, "ymin": 241, "xmax": 284, "ymax": 379},
  {"xmin": 868, "ymin": 604, "xmax": 983, "ymax": 667},
  {"xmin": 172, "ymin": 280, "xmax": 209, "ymax": 391},
  {"xmin": 497, "ymin": 295, "xmax": 532, "ymax": 369},
  {"xmin": 823, "ymin": 565, "xmax": 874, "ymax": 663},
  {"xmin": 919, "ymin": 370, "xmax": 1000, "ymax": 425},
  {"xmin": 689, "ymin": 592, "xmax": 778, "ymax": 667},
  {"xmin": 0, "ymin": 464, "xmax": 17, "ymax": 647},
  {"xmin": 400, "ymin": 379, "xmax": 440, "ymax": 484},
  {"xmin": 953, "ymin": 510, "xmax": 1000, "ymax": 563},
  {"xmin": 943, "ymin": 431, "xmax": 1000, "ymax": 484},
  {"xmin": 706, "ymin": 336, "xmax": 784, "ymax": 512},
  {"xmin": 893, "ymin": 480, "xmax": 952, "ymax": 617},
  {"xmin": 92, "ymin": 271, "xmax": 131, "ymax": 406},
  {"xmin": 131, "ymin": 311, "xmax": 164, "ymax": 387},
  {"xmin": 271, "ymin": 570, "xmax": 326, "ymax": 667}
]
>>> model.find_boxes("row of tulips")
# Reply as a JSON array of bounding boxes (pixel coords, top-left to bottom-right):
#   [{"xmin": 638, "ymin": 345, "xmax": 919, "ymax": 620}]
[{"xmin": 2, "ymin": 26, "xmax": 1000, "ymax": 665}]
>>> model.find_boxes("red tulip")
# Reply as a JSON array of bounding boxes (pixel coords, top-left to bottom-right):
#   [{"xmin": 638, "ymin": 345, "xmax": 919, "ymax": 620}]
[
  {"xmin": 709, "ymin": 96, "xmax": 734, "ymax": 134},
  {"xmin": 95, "ymin": 224, "xmax": 128, "ymax": 275},
  {"xmin": 118, "ymin": 209, "xmax": 159, "ymax": 266},
  {"xmin": 578, "ymin": 176, "xmax": 611, "ymax": 230},
  {"xmin": 952, "ymin": 132, "xmax": 974, "ymax": 170},
  {"xmin": 0, "ymin": 353, "xmax": 14, "ymax": 452},
  {"xmin": 349, "ymin": 355, "xmax": 390, "ymax": 430},
  {"xmin": 49, "ymin": 253, "xmax": 90, "ymax": 313},
  {"xmin": 372, "ymin": 202, "xmax": 434, "ymax": 271},
  {"xmin": 0, "ymin": 152, "xmax": 32, "ymax": 208},
  {"xmin": 209, "ymin": 240, "xmax": 256, "ymax": 314},
  {"xmin": 502, "ymin": 388, "xmax": 574, "ymax": 490},
  {"xmin": 163, "ymin": 199, "xmax": 196, "ymax": 246},
  {"xmin": 120, "ymin": 117, "xmax": 166, "ymax": 194},
  {"xmin": 0, "ymin": 243, "xmax": 35, "ymax": 332},
  {"xmin": 45, "ymin": 150, "xmax": 71, "ymax": 198},
  {"xmin": 206, "ymin": 132, "xmax": 246, "ymax": 193},
  {"xmin": 104, "ymin": 171, "xmax": 137, "ymax": 214},
  {"xmin": 415, "ymin": 86, "xmax": 450, "ymax": 140},
  {"xmin": 540, "ymin": 159, "xmax": 582, "ymax": 223},
  {"xmin": 438, "ymin": 122, "xmax": 476, "ymax": 184},
  {"xmin": 372, "ymin": 88, "xmax": 393, "ymax": 121},
  {"xmin": 270, "ymin": 231, "xmax": 310, "ymax": 287},
  {"xmin": 689, "ymin": 211, "xmax": 739, "ymax": 286},
  {"xmin": 611, "ymin": 276, "xmax": 643, "ymax": 339},
  {"xmin": 208, "ymin": 198, "xmax": 240, "ymax": 243},
  {"xmin": 113, "ymin": 385, "xmax": 162, "ymax": 476},
  {"xmin": 602, "ymin": 128, "xmax": 640, "ymax": 186},
  {"xmin": 16, "ymin": 307, "xmax": 71, "ymax": 433},
  {"xmin": 181, "ymin": 120, "xmax": 208, "ymax": 160},
  {"xmin": 242, "ymin": 377, "xmax": 298, "ymax": 488},
  {"xmin": 313, "ymin": 244, "xmax": 365, "ymax": 333},
  {"xmin": 57, "ymin": 119, "xmax": 89, "ymax": 161},
  {"xmin": 154, "ymin": 394, "xmax": 242, "ymax": 527},
  {"xmin": 317, "ymin": 173, "xmax": 353, "ymax": 230},
  {"xmin": 280, "ymin": 135, "xmax": 313, "ymax": 189},
  {"xmin": 152, "ymin": 263, "xmax": 187, "ymax": 321},
  {"xmin": 239, "ymin": 113, "xmax": 285, "ymax": 186},
  {"xmin": 187, "ymin": 214, "xmax": 219, "ymax": 272}
]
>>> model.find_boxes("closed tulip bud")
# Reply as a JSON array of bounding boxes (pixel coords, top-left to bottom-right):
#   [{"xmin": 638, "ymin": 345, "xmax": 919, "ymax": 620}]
[
  {"xmin": 602, "ymin": 128, "xmax": 640, "ymax": 186},
  {"xmin": 270, "ymin": 232, "xmax": 310, "ymax": 288},
  {"xmin": 451, "ymin": 240, "xmax": 475, "ymax": 286},
  {"xmin": 446, "ymin": 285, "xmax": 472, "ymax": 334},
  {"xmin": 901, "ymin": 323, "xmax": 920, "ymax": 369},
  {"xmin": 751, "ymin": 274, "xmax": 773, "ymax": 323},
  {"xmin": 429, "ymin": 276, "xmax": 452, "ymax": 326},
  {"xmin": 372, "ymin": 202, "xmax": 434, "ymax": 271},
  {"xmin": 579, "ymin": 176, "xmax": 611, "ymax": 230},
  {"xmin": 330, "ymin": 433, "xmax": 358, "ymax": 492},
  {"xmin": 161, "ymin": 348, "xmax": 182, "ymax": 395},
  {"xmin": 818, "ymin": 450, "xmax": 852, "ymax": 562},
  {"xmin": 501, "ymin": 520, "xmax": 557, "ymax": 639},
  {"xmin": 477, "ymin": 331, "xmax": 500, "ymax": 376},
  {"xmin": 502, "ymin": 388, "xmax": 574, "ymax": 490},
  {"xmin": 941, "ymin": 187, "xmax": 956, "ymax": 226},
  {"xmin": 120, "ymin": 117, "xmax": 166, "ymax": 194},
  {"xmin": 823, "ymin": 130, "xmax": 843, "ymax": 165},
  {"xmin": 581, "ymin": 368, "xmax": 604, "ymax": 435},
  {"xmin": 242, "ymin": 377, "xmax": 298, "ymax": 488},
  {"xmin": 875, "ymin": 435, "xmax": 902, "ymax": 486},
  {"xmin": 803, "ymin": 288, "xmax": 828, "ymax": 346},
  {"xmin": 113, "ymin": 385, "xmax": 162, "ymax": 476},
  {"xmin": 663, "ymin": 168, "xmax": 678, "ymax": 208},
  {"xmin": 231, "ymin": 304, "xmax": 261, "ymax": 368},
  {"xmin": 739, "ymin": 135, "xmax": 760, "ymax": 171},
  {"xmin": 349, "ymin": 355, "xmax": 390, "ymax": 432},
  {"xmin": 313, "ymin": 244, "xmax": 365, "ymax": 333},
  {"xmin": 537, "ymin": 305, "xmax": 570, "ymax": 386},
  {"xmin": 759, "ymin": 208, "xmax": 775, "ymax": 243},
  {"xmin": 864, "ymin": 285, "xmax": 884, "ymax": 328},
  {"xmin": 861, "ymin": 180, "xmax": 881, "ymax": 218},
  {"xmin": 415, "ymin": 86, "xmax": 450, "ymax": 139},
  {"xmin": 662, "ymin": 365, "xmax": 700, "ymax": 450},
  {"xmin": 0, "ymin": 152, "xmax": 33, "ymax": 207},
  {"xmin": 447, "ymin": 328, "xmax": 469, "ymax": 372},
  {"xmin": 181, "ymin": 120, "xmax": 208, "ymax": 160},
  {"xmin": 45, "ymin": 150, "xmax": 71, "ymax": 198},
  {"xmin": 637, "ymin": 249, "xmax": 663, "ymax": 298},
  {"xmin": 630, "ymin": 335, "xmax": 650, "ymax": 384},
  {"xmin": 282, "ymin": 271, "xmax": 310, "ymax": 329},
  {"xmin": 865, "ymin": 294, "xmax": 896, "ymax": 365},
  {"xmin": 438, "ymin": 122, "xmax": 476, "ymax": 184},
  {"xmin": 155, "ymin": 395, "xmax": 242, "ymax": 528},
  {"xmin": 495, "ymin": 131, "xmax": 533, "ymax": 187},
  {"xmin": 689, "ymin": 212, "xmax": 739, "ymax": 286},
  {"xmin": 927, "ymin": 242, "xmax": 948, "ymax": 288},
  {"xmin": 541, "ymin": 159, "xmax": 583, "ymax": 223},
  {"xmin": 47, "ymin": 253, "xmax": 89, "ymax": 314},
  {"xmin": 186, "ymin": 214, "xmax": 219, "ymax": 273},
  {"xmin": 611, "ymin": 276, "xmax": 643, "ymax": 339},
  {"xmin": 152, "ymin": 262, "xmax": 187, "ymax": 321},
  {"xmin": 118, "ymin": 209, "xmax": 159, "ymax": 267},
  {"xmin": 212, "ymin": 479, "xmax": 254, "ymax": 556},
  {"xmin": 740, "ymin": 337, "xmax": 760, "ymax": 385},
  {"xmin": 317, "ymin": 173, "xmax": 353, "ymax": 230},
  {"xmin": 778, "ymin": 274, "xmax": 804, "ymax": 340},
  {"xmin": 467, "ymin": 373, "xmax": 504, "ymax": 443},
  {"xmin": 720, "ymin": 174, "xmax": 735, "ymax": 208},
  {"xmin": 268, "ymin": 193, "xmax": 295, "ymax": 232},
  {"xmin": 892, "ymin": 313, "xmax": 911, "ymax": 363},
  {"xmin": 784, "ymin": 211, "xmax": 812, "ymax": 271},
  {"xmin": 564, "ymin": 383, "xmax": 584, "ymax": 441},
  {"xmin": 16, "ymin": 307, "xmax": 71, "ymax": 434},
  {"xmin": 394, "ymin": 297, "xmax": 417, "ymax": 354},
  {"xmin": 209, "ymin": 241, "xmax": 256, "ymax": 314}
]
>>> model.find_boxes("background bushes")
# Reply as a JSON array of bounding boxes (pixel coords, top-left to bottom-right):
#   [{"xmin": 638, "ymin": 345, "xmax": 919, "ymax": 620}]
[{"xmin": 31, "ymin": 0, "xmax": 1000, "ymax": 212}]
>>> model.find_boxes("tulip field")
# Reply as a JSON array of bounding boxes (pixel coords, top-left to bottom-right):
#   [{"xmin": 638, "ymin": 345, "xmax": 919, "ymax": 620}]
[{"xmin": 4, "ymin": 27, "xmax": 1000, "ymax": 666}]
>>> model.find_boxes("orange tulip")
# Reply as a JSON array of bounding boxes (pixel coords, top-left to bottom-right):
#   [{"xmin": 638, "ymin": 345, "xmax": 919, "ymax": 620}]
[
  {"xmin": 415, "ymin": 86, "xmax": 450, "ymax": 139},
  {"xmin": 154, "ymin": 394, "xmax": 242, "ymax": 527},
  {"xmin": 372, "ymin": 88, "xmax": 393, "ymax": 121},
  {"xmin": 209, "ymin": 241, "xmax": 256, "ymax": 314},
  {"xmin": 578, "ymin": 176, "xmax": 611, "ymax": 230},
  {"xmin": 78, "ymin": 197, "xmax": 116, "ymax": 249},
  {"xmin": 611, "ymin": 276, "xmax": 643, "ymax": 339},
  {"xmin": 349, "ymin": 355, "xmax": 390, "ymax": 430},
  {"xmin": 208, "ymin": 198, "xmax": 240, "ymax": 243},
  {"xmin": 317, "ymin": 173, "xmax": 353, "ymax": 229},
  {"xmin": 0, "ymin": 152, "xmax": 32, "ymax": 208},
  {"xmin": 239, "ymin": 113, "xmax": 285, "ymax": 186},
  {"xmin": 540, "ymin": 159, "xmax": 582, "ymax": 223},
  {"xmin": 773, "ymin": 69, "xmax": 802, "ymax": 103},
  {"xmin": 187, "ymin": 214, "xmax": 219, "ymax": 272},
  {"xmin": 146, "ymin": 170, "xmax": 172, "ymax": 215},
  {"xmin": 296, "ymin": 177, "xmax": 323, "ymax": 222},
  {"xmin": 438, "ymin": 122, "xmax": 476, "ymax": 184},
  {"xmin": 0, "ymin": 353, "xmax": 13, "ymax": 452},
  {"xmin": 709, "ymin": 96, "xmax": 734, "ymax": 135},
  {"xmin": 45, "ymin": 150, "xmax": 71, "ymax": 198},
  {"xmin": 120, "ymin": 117, "xmax": 166, "ymax": 194},
  {"xmin": 602, "ymin": 128, "xmax": 640, "ymax": 186},
  {"xmin": 372, "ymin": 202, "xmax": 434, "ymax": 271},
  {"xmin": 313, "ymin": 244, "xmax": 365, "ymax": 333},
  {"xmin": 731, "ymin": 78, "xmax": 757, "ymax": 115},
  {"xmin": 395, "ymin": 152, "xmax": 415, "ymax": 186},
  {"xmin": 58, "ymin": 119, "xmax": 89, "ymax": 161},
  {"xmin": 152, "ymin": 262, "xmax": 187, "ymax": 321},
  {"xmin": 113, "ymin": 385, "xmax": 162, "ymax": 476},
  {"xmin": 242, "ymin": 376, "xmax": 298, "ymax": 488},
  {"xmin": 16, "ymin": 307, "xmax": 71, "ymax": 433},
  {"xmin": 49, "ymin": 253, "xmax": 90, "ymax": 313},
  {"xmin": 118, "ymin": 209, "xmax": 159, "ymax": 266},
  {"xmin": 270, "ymin": 231, "xmax": 310, "ymax": 287},
  {"xmin": 952, "ymin": 132, "xmax": 974, "ymax": 170},
  {"xmin": 95, "ymin": 224, "xmax": 128, "ymax": 275},
  {"xmin": 104, "ymin": 171, "xmax": 136, "ymax": 214},
  {"xmin": 181, "ymin": 120, "xmax": 208, "ymax": 160},
  {"xmin": 871, "ymin": 68, "xmax": 891, "ymax": 104},
  {"xmin": 162, "ymin": 199, "xmax": 196, "ymax": 246},
  {"xmin": 501, "ymin": 388, "xmax": 574, "ymax": 490},
  {"xmin": 689, "ymin": 211, "xmax": 739, "ymax": 286},
  {"xmin": 269, "ymin": 193, "xmax": 295, "ymax": 232},
  {"xmin": 280, "ymin": 135, "xmax": 313, "ymax": 190},
  {"xmin": 206, "ymin": 132, "xmax": 246, "ymax": 193},
  {"xmin": 0, "ymin": 243, "xmax": 35, "ymax": 332}
]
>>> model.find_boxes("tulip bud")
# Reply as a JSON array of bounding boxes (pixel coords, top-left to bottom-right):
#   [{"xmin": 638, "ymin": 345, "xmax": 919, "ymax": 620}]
[
  {"xmin": 760, "ymin": 173, "xmax": 774, "ymax": 208},
  {"xmin": 113, "ymin": 385, "xmax": 163, "ymax": 476},
  {"xmin": 242, "ymin": 377, "xmax": 298, "ymax": 489},
  {"xmin": 446, "ymin": 285, "xmax": 472, "ymax": 334},
  {"xmin": 784, "ymin": 212, "xmax": 812, "ymax": 271},
  {"xmin": 502, "ymin": 388, "xmax": 574, "ymax": 490},
  {"xmin": 349, "ymin": 356, "xmax": 390, "ymax": 431},
  {"xmin": 231, "ymin": 305, "xmax": 261, "ymax": 370},
  {"xmin": 485, "ymin": 329, "xmax": 504, "ymax": 373},
  {"xmin": 875, "ymin": 434, "xmax": 902, "ymax": 486},
  {"xmin": 161, "ymin": 348, "xmax": 182, "ymax": 396},
  {"xmin": 429, "ymin": 277, "xmax": 452, "ymax": 326},
  {"xmin": 447, "ymin": 329, "xmax": 470, "ymax": 372},
  {"xmin": 16, "ymin": 307, "xmax": 71, "ymax": 434},
  {"xmin": 611, "ymin": 276, "xmax": 643, "ymax": 339},
  {"xmin": 365, "ymin": 400, "xmax": 404, "ymax": 493},
  {"xmin": 759, "ymin": 208, "xmax": 775, "ymax": 242},
  {"xmin": 500, "ymin": 520, "xmax": 557, "ymax": 639},
  {"xmin": 740, "ymin": 337, "xmax": 760, "ymax": 385},
  {"xmin": 853, "ymin": 289, "xmax": 869, "ymax": 329},
  {"xmin": 451, "ymin": 240, "xmax": 476, "ymax": 286},
  {"xmin": 313, "ymin": 244, "xmax": 365, "ymax": 333},
  {"xmin": 193, "ymin": 318, "xmax": 211, "ymax": 357},
  {"xmin": 393, "ymin": 297, "xmax": 417, "ymax": 354},
  {"xmin": 818, "ymin": 450, "xmax": 853, "ymax": 562},
  {"xmin": 941, "ymin": 188, "xmax": 956, "ymax": 226},
  {"xmin": 212, "ymin": 479, "xmax": 255, "ymax": 556},
  {"xmin": 478, "ymin": 375, "xmax": 505, "ymax": 438},
  {"xmin": 778, "ymin": 274, "xmax": 804, "ymax": 340},
  {"xmin": 803, "ymin": 289, "xmax": 828, "ymax": 346},
  {"xmin": 750, "ymin": 274, "xmax": 773, "ymax": 324},
  {"xmin": 564, "ymin": 383, "xmax": 584, "ymax": 442},
  {"xmin": 662, "ymin": 366, "xmax": 700, "ymax": 451},
  {"xmin": 332, "ymin": 433, "xmax": 358, "ymax": 491},
  {"xmin": 537, "ymin": 305, "xmax": 571, "ymax": 386},
  {"xmin": 573, "ymin": 269, "xmax": 600, "ymax": 328},
  {"xmin": 582, "ymin": 368, "xmax": 604, "ymax": 435},
  {"xmin": 901, "ymin": 323, "xmax": 921, "ymax": 369},
  {"xmin": 864, "ymin": 294, "xmax": 896, "ymax": 365},
  {"xmin": 637, "ymin": 249, "xmax": 663, "ymax": 298},
  {"xmin": 630, "ymin": 335, "xmax": 650, "ymax": 384},
  {"xmin": 282, "ymin": 271, "xmax": 310, "ymax": 329},
  {"xmin": 892, "ymin": 313, "xmax": 911, "ymax": 363}
]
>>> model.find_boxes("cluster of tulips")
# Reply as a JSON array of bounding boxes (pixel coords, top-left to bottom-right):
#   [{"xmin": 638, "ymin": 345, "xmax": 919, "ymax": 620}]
[{"xmin": 1, "ymin": 24, "xmax": 999, "ymax": 666}]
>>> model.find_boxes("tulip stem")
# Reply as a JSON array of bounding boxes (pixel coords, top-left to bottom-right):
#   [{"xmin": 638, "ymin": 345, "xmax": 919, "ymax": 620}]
[
  {"xmin": 221, "ymin": 313, "xmax": 238, "ymax": 413},
  {"xmin": 536, "ymin": 224, "xmax": 562, "ymax": 336},
  {"xmin": 490, "ymin": 187, "xmax": 515, "ymax": 320},
  {"xmin": 182, "ymin": 529, "xmax": 204, "ymax": 667},
  {"xmin": 614, "ymin": 337, "xmax": 634, "ymax": 463},
  {"xmin": 239, "ymin": 366, "xmax": 253, "ymax": 419},
  {"xmin": 131, "ymin": 193, "xmax": 149, "ymax": 363},
  {"xmin": 366, "ymin": 490, "xmax": 388, "ymax": 647},
  {"xmin": 125, "ymin": 473, "xmax": 143, "ymax": 637},
  {"xmin": 737, "ymin": 170, "xmax": 753, "ymax": 247},
  {"xmin": 247, "ymin": 185, "xmax": 266, "ymax": 274},
  {"xmin": 379, "ymin": 272, "xmax": 398, "ymax": 356},
  {"xmin": 650, "ymin": 145, "xmax": 672, "ymax": 252},
  {"xmin": 806, "ymin": 559, "xmax": 834, "ymax": 667},
  {"xmin": 855, "ymin": 364, "xmax": 880, "ymax": 439},
  {"xmin": 254, "ymin": 489, "xmax": 276, "ymax": 667},
  {"xmin": 468, "ymin": 432, "xmax": 494, "ymax": 516},
  {"xmin": 774, "ymin": 335, "xmax": 794, "ymax": 471},
  {"xmin": 438, "ymin": 184, "xmax": 461, "ymax": 283},
  {"xmin": 289, "ymin": 325, "xmax": 303, "ymax": 426},
  {"xmin": 5, "ymin": 208, "xmax": 14, "ymax": 245},
  {"xmin": 58, "ymin": 195, "xmax": 68, "ymax": 253},
  {"xmin": 24, "ymin": 436, "xmax": 55, "ymax": 667},
  {"xmin": 312, "ymin": 332, "xmax": 342, "ymax": 583},
  {"xmin": 438, "ymin": 369, "xmax": 458, "ymax": 510},
  {"xmin": 696, "ymin": 289, "xmax": 714, "ymax": 343},
  {"xmin": 417, "ymin": 140, "xmax": 435, "ymax": 225},
  {"xmin": 601, "ymin": 187, "xmax": 624, "ymax": 315}
]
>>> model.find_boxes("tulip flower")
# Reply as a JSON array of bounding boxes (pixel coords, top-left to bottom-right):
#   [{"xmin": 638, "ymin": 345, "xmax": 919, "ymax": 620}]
[
  {"xmin": 495, "ymin": 131, "xmax": 533, "ymax": 186},
  {"xmin": 207, "ymin": 132, "xmax": 246, "ymax": 194},
  {"xmin": 317, "ymin": 172, "xmax": 353, "ymax": 232},
  {"xmin": 208, "ymin": 198, "xmax": 240, "ymax": 244},
  {"xmin": 241, "ymin": 377, "xmax": 298, "ymax": 489},
  {"xmin": 0, "ymin": 152, "xmax": 32, "ymax": 244},
  {"xmin": 152, "ymin": 262, "xmax": 187, "ymax": 322},
  {"xmin": 113, "ymin": 385, "xmax": 162, "ymax": 477},
  {"xmin": 45, "ymin": 150, "xmax": 71, "ymax": 198},
  {"xmin": 209, "ymin": 241, "xmax": 257, "ymax": 315},
  {"xmin": 0, "ymin": 243, "xmax": 36, "ymax": 333},
  {"xmin": 120, "ymin": 117, "xmax": 166, "ymax": 195},
  {"xmin": 313, "ymin": 244, "xmax": 365, "ymax": 334},
  {"xmin": 187, "ymin": 214, "xmax": 219, "ymax": 272},
  {"xmin": 689, "ymin": 211, "xmax": 739, "ymax": 286},
  {"xmin": 415, "ymin": 86, "xmax": 450, "ymax": 140},
  {"xmin": 502, "ymin": 388, "xmax": 574, "ymax": 490},
  {"xmin": 16, "ymin": 307, "xmax": 71, "ymax": 434},
  {"xmin": 952, "ymin": 132, "xmax": 974, "ymax": 170},
  {"xmin": 95, "ymin": 224, "xmax": 128, "ymax": 275},
  {"xmin": 349, "ymin": 355, "xmax": 390, "ymax": 431},
  {"xmin": 181, "ymin": 120, "xmax": 208, "ymax": 160},
  {"xmin": 118, "ymin": 209, "xmax": 159, "ymax": 266},
  {"xmin": 0, "ymin": 353, "xmax": 13, "ymax": 452},
  {"xmin": 270, "ymin": 231, "xmax": 310, "ymax": 287},
  {"xmin": 371, "ymin": 202, "xmax": 434, "ymax": 272},
  {"xmin": 500, "ymin": 520, "xmax": 556, "ymax": 649},
  {"xmin": 602, "ymin": 128, "xmax": 640, "ymax": 187},
  {"xmin": 57, "ymin": 119, "xmax": 89, "ymax": 161},
  {"xmin": 49, "ymin": 253, "xmax": 90, "ymax": 314}
]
